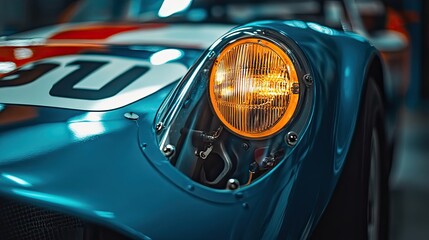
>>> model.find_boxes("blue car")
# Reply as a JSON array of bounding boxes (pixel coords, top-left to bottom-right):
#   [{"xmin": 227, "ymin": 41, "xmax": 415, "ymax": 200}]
[{"xmin": 0, "ymin": 0, "xmax": 393, "ymax": 239}]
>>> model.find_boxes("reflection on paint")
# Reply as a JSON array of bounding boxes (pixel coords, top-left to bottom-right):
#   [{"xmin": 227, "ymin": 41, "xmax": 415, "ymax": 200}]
[
  {"xmin": 187, "ymin": 8, "xmax": 207, "ymax": 22},
  {"xmin": 0, "ymin": 62, "xmax": 17, "ymax": 74},
  {"xmin": 345, "ymin": 66, "xmax": 351, "ymax": 77},
  {"xmin": 0, "ymin": 38, "xmax": 45, "ymax": 47},
  {"xmin": 84, "ymin": 112, "xmax": 103, "ymax": 121},
  {"xmin": 0, "ymin": 104, "xmax": 4, "ymax": 112},
  {"xmin": 283, "ymin": 20, "xmax": 308, "ymax": 29},
  {"xmin": 343, "ymin": 66, "xmax": 353, "ymax": 99},
  {"xmin": 68, "ymin": 112, "xmax": 105, "ymax": 123},
  {"xmin": 150, "ymin": 49, "xmax": 183, "ymax": 65},
  {"xmin": 94, "ymin": 210, "xmax": 116, "ymax": 219},
  {"xmin": 12, "ymin": 189, "xmax": 85, "ymax": 208},
  {"xmin": 68, "ymin": 121, "xmax": 106, "ymax": 139},
  {"xmin": 158, "ymin": 0, "xmax": 192, "ymax": 17},
  {"xmin": 307, "ymin": 22, "xmax": 334, "ymax": 35},
  {"xmin": 2, "ymin": 173, "xmax": 32, "ymax": 187},
  {"xmin": 14, "ymin": 48, "xmax": 33, "ymax": 60}
]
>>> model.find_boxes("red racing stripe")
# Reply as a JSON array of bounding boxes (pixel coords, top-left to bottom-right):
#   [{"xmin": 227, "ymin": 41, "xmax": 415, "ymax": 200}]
[
  {"xmin": 0, "ymin": 44, "xmax": 106, "ymax": 77},
  {"xmin": 49, "ymin": 23, "xmax": 167, "ymax": 40}
]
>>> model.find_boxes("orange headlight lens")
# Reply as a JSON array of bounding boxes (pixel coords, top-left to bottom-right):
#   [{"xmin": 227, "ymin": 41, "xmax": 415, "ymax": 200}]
[{"xmin": 209, "ymin": 38, "xmax": 300, "ymax": 138}]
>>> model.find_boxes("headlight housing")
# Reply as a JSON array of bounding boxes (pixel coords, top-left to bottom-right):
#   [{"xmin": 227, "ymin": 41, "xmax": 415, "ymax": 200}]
[
  {"xmin": 155, "ymin": 25, "xmax": 314, "ymax": 190},
  {"xmin": 209, "ymin": 38, "xmax": 300, "ymax": 138}
]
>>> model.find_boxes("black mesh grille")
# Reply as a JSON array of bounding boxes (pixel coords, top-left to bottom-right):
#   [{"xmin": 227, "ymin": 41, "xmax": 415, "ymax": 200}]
[
  {"xmin": 0, "ymin": 197, "xmax": 84, "ymax": 240},
  {"xmin": 0, "ymin": 197, "xmax": 132, "ymax": 240}
]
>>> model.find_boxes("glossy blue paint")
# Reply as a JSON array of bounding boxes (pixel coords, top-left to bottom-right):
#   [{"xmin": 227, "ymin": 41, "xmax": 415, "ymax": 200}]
[{"xmin": 0, "ymin": 21, "xmax": 380, "ymax": 239}]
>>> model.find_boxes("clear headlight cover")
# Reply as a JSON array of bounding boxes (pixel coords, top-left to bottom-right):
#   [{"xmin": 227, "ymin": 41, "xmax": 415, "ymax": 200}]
[{"xmin": 209, "ymin": 38, "xmax": 299, "ymax": 138}]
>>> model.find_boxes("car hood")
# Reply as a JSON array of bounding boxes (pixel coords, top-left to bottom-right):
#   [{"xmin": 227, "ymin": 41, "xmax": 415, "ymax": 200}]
[
  {"xmin": 0, "ymin": 39, "xmax": 205, "ymax": 160},
  {"xmin": 0, "ymin": 22, "xmax": 235, "ymax": 171}
]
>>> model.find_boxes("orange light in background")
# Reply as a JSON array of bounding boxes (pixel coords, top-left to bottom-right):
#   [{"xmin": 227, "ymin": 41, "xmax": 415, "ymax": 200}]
[{"xmin": 209, "ymin": 38, "xmax": 299, "ymax": 139}]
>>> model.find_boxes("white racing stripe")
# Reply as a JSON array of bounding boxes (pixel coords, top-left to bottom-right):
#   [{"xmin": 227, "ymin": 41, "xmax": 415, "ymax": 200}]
[{"xmin": 0, "ymin": 55, "xmax": 188, "ymax": 111}]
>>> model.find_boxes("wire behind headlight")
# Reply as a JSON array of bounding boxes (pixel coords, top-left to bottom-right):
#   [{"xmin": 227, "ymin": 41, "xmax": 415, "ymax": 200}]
[{"xmin": 209, "ymin": 38, "xmax": 299, "ymax": 139}]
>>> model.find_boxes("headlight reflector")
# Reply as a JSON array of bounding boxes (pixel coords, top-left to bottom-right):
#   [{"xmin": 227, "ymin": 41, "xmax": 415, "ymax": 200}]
[{"xmin": 209, "ymin": 38, "xmax": 299, "ymax": 138}]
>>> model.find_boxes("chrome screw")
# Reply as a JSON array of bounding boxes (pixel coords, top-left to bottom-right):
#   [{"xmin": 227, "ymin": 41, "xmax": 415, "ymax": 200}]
[
  {"xmin": 162, "ymin": 144, "xmax": 175, "ymax": 157},
  {"xmin": 155, "ymin": 122, "xmax": 163, "ymax": 132},
  {"xmin": 286, "ymin": 131, "xmax": 298, "ymax": 146},
  {"xmin": 226, "ymin": 179, "xmax": 240, "ymax": 190},
  {"xmin": 241, "ymin": 142, "xmax": 249, "ymax": 151},
  {"xmin": 303, "ymin": 74, "xmax": 313, "ymax": 86}
]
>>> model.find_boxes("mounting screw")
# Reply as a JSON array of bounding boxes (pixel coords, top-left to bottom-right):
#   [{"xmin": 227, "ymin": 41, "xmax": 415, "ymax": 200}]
[
  {"xmin": 155, "ymin": 122, "xmax": 163, "ymax": 132},
  {"xmin": 303, "ymin": 74, "xmax": 313, "ymax": 86},
  {"xmin": 162, "ymin": 144, "xmax": 175, "ymax": 157},
  {"xmin": 286, "ymin": 131, "xmax": 298, "ymax": 146},
  {"xmin": 226, "ymin": 179, "xmax": 240, "ymax": 190},
  {"xmin": 124, "ymin": 112, "xmax": 139, "ymax": 120},
  {"xmin": 241, "ymin": 142, "xmax": 249, "ymax": 151}
]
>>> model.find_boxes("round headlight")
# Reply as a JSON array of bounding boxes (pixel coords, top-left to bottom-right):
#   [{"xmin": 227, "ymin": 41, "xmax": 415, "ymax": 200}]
[{"xmin": 209, "ymin": 37, "xmax": 300, "ymax": 139}]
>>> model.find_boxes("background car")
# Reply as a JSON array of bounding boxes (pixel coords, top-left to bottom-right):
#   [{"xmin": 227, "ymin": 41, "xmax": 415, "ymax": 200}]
[{"xmin": 0, "ymin": 0, "xmax": 395, "ymax": 239}]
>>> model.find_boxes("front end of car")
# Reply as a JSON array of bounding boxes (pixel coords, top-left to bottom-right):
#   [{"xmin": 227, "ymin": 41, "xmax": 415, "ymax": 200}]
[{"xmin": 0, "ymin": 19, "xmax": 384, "ymax": 239}]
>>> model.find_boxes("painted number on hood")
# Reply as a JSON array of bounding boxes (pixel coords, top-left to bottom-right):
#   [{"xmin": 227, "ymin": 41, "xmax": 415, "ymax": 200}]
[{"xmin": 0, "ymin": 55, "xmax": 188, "ymax": 111}]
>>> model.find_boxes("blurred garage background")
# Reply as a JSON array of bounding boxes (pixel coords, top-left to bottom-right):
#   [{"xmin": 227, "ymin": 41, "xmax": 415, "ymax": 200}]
[{"xmin": 0, "ymin": 0, "xmax": 427, "ymax": 239}]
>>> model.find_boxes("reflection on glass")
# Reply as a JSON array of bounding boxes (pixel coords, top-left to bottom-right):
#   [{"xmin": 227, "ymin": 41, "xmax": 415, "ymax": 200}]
[
  {"xmin": 150, "ymin": 49, "xmax": 183, "ymax": 65},
  {"xmin": 158, "ymin": 0, "xmax": 192, "ymax": 17}
]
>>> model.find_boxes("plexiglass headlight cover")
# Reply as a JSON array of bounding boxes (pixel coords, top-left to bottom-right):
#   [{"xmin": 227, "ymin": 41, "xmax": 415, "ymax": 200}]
[
  {"xmin": 209, "ymin": 37, "xmax": 300, "ymax": 139},
  {"xmin": 154, "ymin": 27, "xmax": 314, "ymax": 188}
]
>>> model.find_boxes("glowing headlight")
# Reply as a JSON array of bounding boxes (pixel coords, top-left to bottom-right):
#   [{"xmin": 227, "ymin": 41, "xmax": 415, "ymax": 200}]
[{"xmin": 209, "ymin": 38, "xmax": 299, "ymax": 138}]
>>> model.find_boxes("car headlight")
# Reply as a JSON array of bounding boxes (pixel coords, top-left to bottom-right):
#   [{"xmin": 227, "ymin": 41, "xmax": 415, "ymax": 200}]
[
  {"xmin": 155, "ymin": 26, "xmax": 313, "ymax": 189},
  {"xmin": 209, "ymin": 38, "xmax": 300, "ymax": 139}
]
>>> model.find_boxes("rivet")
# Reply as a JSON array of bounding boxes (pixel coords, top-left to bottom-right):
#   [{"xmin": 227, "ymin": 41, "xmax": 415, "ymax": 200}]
[
  {"xmin": 234, "ymin": 192, "xmax": 244, "ymax": 199},
  {"xmin": 242, "ymin": 202, "xmax": 249, "ymax": 209},
  {"xmin": 241, "ymin": 142, "xmax": 249, "ymax": 151},
  {"xmin": 187, "ymin": 185, "xmax": 195, "ymax": 191},
  {"xmin": 124, "ymin": 112, "xmax": 139, "ymax": 120}
]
